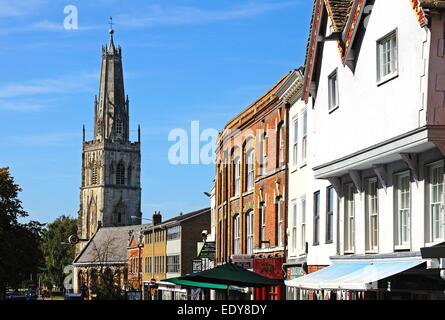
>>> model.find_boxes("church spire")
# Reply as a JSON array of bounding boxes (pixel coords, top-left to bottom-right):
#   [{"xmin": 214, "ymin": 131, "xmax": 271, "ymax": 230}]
[
  {"xmin": 108, "ymin": 16, "xmax": 115, "ymax": 54},
  {"xmin": 94, "ymin": 21, "xmax": 129, "ymax": 143}
]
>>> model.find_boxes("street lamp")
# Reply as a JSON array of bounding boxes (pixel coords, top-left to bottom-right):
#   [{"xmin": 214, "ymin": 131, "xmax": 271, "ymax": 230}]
[{"xmin": 131, "ymin": 215, "xmax": 155, "ymax": 299}]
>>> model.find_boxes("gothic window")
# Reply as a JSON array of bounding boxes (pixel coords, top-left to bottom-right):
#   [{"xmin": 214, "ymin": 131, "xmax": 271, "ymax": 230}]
[
  {"xmin": 116, "ymin": 119, "xmax": 123, "ymax": 134},
  {"xmin": 118, "ymin": 212, "xmax": 122, "ymax": 223},
  {"xmin": 91, "ymin": 161, "xmax": 97, "ymax": 185},
  {"xmin": 116, "ymin": 162, "xmax": 125, "ymax": 185},
  {"xmin": 127, "ymin": 165, "xmax": 132, "ymax": 185}
]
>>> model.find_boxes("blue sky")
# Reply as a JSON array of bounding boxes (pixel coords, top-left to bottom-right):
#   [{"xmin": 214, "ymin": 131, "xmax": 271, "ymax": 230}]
[{"xmin": 0, "ymin": 0, "xmax": 312, "ymax": 223}]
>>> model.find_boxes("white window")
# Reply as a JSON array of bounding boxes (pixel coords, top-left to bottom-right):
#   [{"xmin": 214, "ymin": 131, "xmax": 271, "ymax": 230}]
[
  {"xmin": 246, "ymin": 211, "xmax": 254, "ymax": 254},
  {"xmin": 366, "ymin": 178, "xmax": 379, "ymax": 252},
  {"xmin": 395, "ymin": 172, "xmax": 411, "ymax": 247},
  {"xmin": 302, "ymin": 109, "xmax": 307, "ymax": 162},
  {"xmin": 300, "ymin": 197, "xmax": 306, "ymax": 253},
  {"xmin": 313, "ymin": 191, "xmax": 320, "ymax": 245},
  {"xmin": 326, "ymin": 186, "xmax": 335, "ymax": 243},
  {"xmin": 278, "ymin": 124, "xmax": 284, "ymax": 166},
  {"xmin": 377, "ymin": 30, "xmax": 398, "ymax": 83},
  {"xmin": 277, "ymin": 198, "xmax": 283, "ymax": 247},
  {"xmin": 429, "ymin": 163, "xmax": 445, "ymax": 242},
  {"xmin": 260, "ymin": 203, "xmax": 266, "ymax": 248},
  {"xmin": 167, "ymin": 255, "xmax": 180, "ymax": 273},
  {"xmin": 234, "ymin": 157, "xmax": 240, "ymax": 197},
  {"xmin": 328, "ymin": 70, "xmax": 339, "ymax": 110},
  {"xmin": 344, "ymin": 183, "xmax": 355, "ymax": 252},
  {"xmin": 246, "ymin": 149, "xmax": 254, "ymax": 191},
  {"xmin": 291, "ymin": 200, "xmax": 297, "ymax": 252},
  {"xmin": 293, "ymin": 117, "xmax": 298, "ymax": 167},
  {"xmin": 233, "ymin": 214, "xmax": 240, "ymax": 255},
  {"xmin": 260, "ymin": 132, "xmax": 267, "ymax": 175}
]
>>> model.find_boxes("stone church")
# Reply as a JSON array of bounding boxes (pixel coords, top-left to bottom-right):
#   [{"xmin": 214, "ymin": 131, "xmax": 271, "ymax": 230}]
[{"xmin": 76, "ymin": 26, "xmax": 142, "ymax": 254}]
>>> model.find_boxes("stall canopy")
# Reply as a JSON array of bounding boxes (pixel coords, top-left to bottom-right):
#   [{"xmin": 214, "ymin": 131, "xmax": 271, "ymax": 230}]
[
  {"xmin": 164, "ymin": 277, "xmax": 229, "ymax": 290},
  {"xmin": 165, "ymin": 263, "xmax": 281, "ymax": 288},
  {"xmin": 285, "ymin": 257, "xmax": 425, "ymax": 291}
]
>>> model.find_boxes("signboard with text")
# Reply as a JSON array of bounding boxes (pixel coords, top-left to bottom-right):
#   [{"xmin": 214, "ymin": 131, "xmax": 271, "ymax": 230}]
[
  {"xmin": 253, "ymin": 257, "xmax": 284, "ymax": 279},
  {"xmin": 192, "ymin": 259, "xmax": 203, "ymax": 273}
]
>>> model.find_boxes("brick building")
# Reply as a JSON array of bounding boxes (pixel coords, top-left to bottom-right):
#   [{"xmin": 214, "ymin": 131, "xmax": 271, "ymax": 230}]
[{"xmin": 214, "ymin": 70, "xmax": 298, "ymax": 300}]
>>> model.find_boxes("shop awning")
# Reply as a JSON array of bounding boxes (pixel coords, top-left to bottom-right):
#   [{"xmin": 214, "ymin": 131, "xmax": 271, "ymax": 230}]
[
  {"xmin": 164, "ymin": 263, "xmax": 281, "ymax": 288},
  {"xmin": 163, "ymin": 277, "xmax": 229, "ymax": 290},
  {"xmin": 285, "ymin": 257, "xmax": 425, "ymax": 291}
]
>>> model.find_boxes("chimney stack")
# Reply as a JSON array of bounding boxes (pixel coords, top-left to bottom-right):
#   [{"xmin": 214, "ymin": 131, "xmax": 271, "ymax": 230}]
[{"xmin": 152, "ymin": 211, "xmax": 162, "ymax": 225}]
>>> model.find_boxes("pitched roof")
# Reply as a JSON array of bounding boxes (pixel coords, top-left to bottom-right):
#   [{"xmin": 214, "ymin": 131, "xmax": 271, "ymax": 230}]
[
  {"xmin": 420, "ymin": 0, "xmax": 445, "ymax": 8},
  {"xmin": 162, "ymin": 207, "xmax": 210, "ymax": 225},
  {"xmin": 326, "ymin": 0, "xmax": 354, "ymax": 32},
  {"xmin": 74, "ymin": 224, "xmax": 150, "ymax": 265}
]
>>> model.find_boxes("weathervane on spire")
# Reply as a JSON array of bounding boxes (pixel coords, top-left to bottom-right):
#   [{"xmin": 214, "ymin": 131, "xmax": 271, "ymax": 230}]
[{"xmin": 109, "ymin": 16, "xmax": 114, "ymax": 36}]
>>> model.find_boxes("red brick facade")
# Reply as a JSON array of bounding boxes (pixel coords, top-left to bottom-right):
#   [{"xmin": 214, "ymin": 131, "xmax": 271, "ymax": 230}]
[{"xmin": 215, "ymin": 72, "xmax": 294, "ymax": 300}]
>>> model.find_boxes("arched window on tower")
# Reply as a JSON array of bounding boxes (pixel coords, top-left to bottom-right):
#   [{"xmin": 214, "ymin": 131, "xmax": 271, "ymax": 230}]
[
  {"xmin": 91, "ymin": 161, "xmax": 97, "ymax": 185},
  {"xmin": 116, "ymin": 162, "xmax": 125, "ymax": 185},
  {"xmin": 116, "ymin": 119, "xmax": 123, "ymax": 134}
]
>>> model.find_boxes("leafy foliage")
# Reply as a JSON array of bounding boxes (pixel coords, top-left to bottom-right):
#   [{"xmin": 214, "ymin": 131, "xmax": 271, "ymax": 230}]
[
  {"xmin": 0, "ymin": 168, "xmax": 44, "ymax": 298},
  {"xmin": 40, "ymin": 215, "xmax": 77, "ymax": 289}
]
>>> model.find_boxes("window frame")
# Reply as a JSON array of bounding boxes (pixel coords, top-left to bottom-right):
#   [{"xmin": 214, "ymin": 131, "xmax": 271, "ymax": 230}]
[
  {"xmin": 328, "ymin": 69, "xmax": 339, "ymax": 111},
  {"xmin": 302, "ymin": 109, "xmax": 308, "ymax": 163},
  {"xmin": 291, "ymin": 200, "xmax": 298, "ymax": 253},
  {"xmin": 365, "ymin": 177, "xmax": 379, "ymax": 252},
  {"xmin": 246, "ymin": 210, "xmax": 254, "ymax": 255},
  {"xmin": 428, "ymin": 161, "xmax": 445, "ymax": 243},
  {"xmin": 300, "ymin": 196, "xmax": 307, "ymax": 254},
  {"xmin": 246, "ymin": 148, "xmax": 255, "ymax": 191},
  {"xmin": 313, "ymin": 191, "xmax": 320, "ymax": 246},
  {"xmin": 326, "ymin": 186, "xmax": 335, "ymax": 244},
  {"xmin": 277, "ymin": 197, "xmax": 283, "ymax": 247},
  {"xmin": 394, "ymin": 171, "xmax": 411, "ymax": 249},
  {"xmin": 376, "ymin": 29, "xmax": 399, "ymax": 85},
  {"xmin": 260, "ymin": 203, "xmax": 266, "ymax": 248},
  {"xmin": 233, "ymin": 214, "xmax": 240, "ymax": 255},
  {"xmin": 233, "ymin": 156, "xmax": 241, "ymax": 197},
  {"xmin": 292, "ymin": 116, "xmax": 298, "ymax": 167},
  {"xmin": 344, "ymin": 183, "xmax": 356, "ymax": 253}
]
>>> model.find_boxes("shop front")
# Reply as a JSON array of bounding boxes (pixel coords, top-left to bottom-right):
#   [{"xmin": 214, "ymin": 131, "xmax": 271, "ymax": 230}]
[
  {"xmin": 285, "ymin": 255, "xmax": 445, "ymax": 300},
  {"xmin": 253, "ymin": 256, "xmax": 284, "ymax": 300},
  {"xmin": 284, "ymin": 259, "xmax": 307, "ymax": 300}
]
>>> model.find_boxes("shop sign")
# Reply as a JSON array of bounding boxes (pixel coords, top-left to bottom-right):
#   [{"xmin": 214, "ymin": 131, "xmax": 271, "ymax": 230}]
[
  {"xmin": 286, "ymin": 266, "xmax": 306, "ymax": 280},
  {"xmin": 192, "ymin": 259, "xmax": 203, "ymax": 273},
  {"xmin": 231, "ymin": 255, "xmax": 253, "ymax": 269},
  {"xmin": 253, "ymin": 257, "xmax": 284, "ymax": 279}
]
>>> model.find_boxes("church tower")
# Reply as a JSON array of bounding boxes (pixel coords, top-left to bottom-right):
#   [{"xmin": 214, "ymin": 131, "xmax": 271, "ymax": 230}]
[{"xmin": 77, "ymin": 26, "xmax": 142, "ymax": 252}]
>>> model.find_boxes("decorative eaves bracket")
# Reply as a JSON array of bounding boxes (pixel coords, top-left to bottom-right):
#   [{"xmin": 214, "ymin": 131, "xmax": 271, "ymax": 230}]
[
  {"xmin": 372, "ymin": 165, "xmax": 388, "ymax": 193},
  {"xmin": 327, "ymin": 177, "xmax": 342, "ymax": 198},
  {"xmin": 400, "ymin": 153, "xmax": 419, "ymax": 182},
  {"xmin": 349, "ymin": 170, "xmax": 363, "ymax": 194}
]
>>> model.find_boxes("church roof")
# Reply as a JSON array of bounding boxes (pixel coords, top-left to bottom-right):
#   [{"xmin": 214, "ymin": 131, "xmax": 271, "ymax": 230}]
[{"xmin": 74, "ymin": 224, "xmax": 151, "ymax": 266}]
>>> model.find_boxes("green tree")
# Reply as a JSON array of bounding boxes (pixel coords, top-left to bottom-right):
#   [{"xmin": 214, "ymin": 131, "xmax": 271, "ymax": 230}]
[
  {"xmin": 40, "ymin": 215, "xmax": 77, "ymax": 290},
  {"xmin": 0, "ymin": 167, "xmax": 44, "ymax": 298}
]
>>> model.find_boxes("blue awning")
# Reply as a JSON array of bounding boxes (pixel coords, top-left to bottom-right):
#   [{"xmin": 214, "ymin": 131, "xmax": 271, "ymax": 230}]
[{"xmin": 285, "ymin": 257, "xmax": 425, "ymax": 291}]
